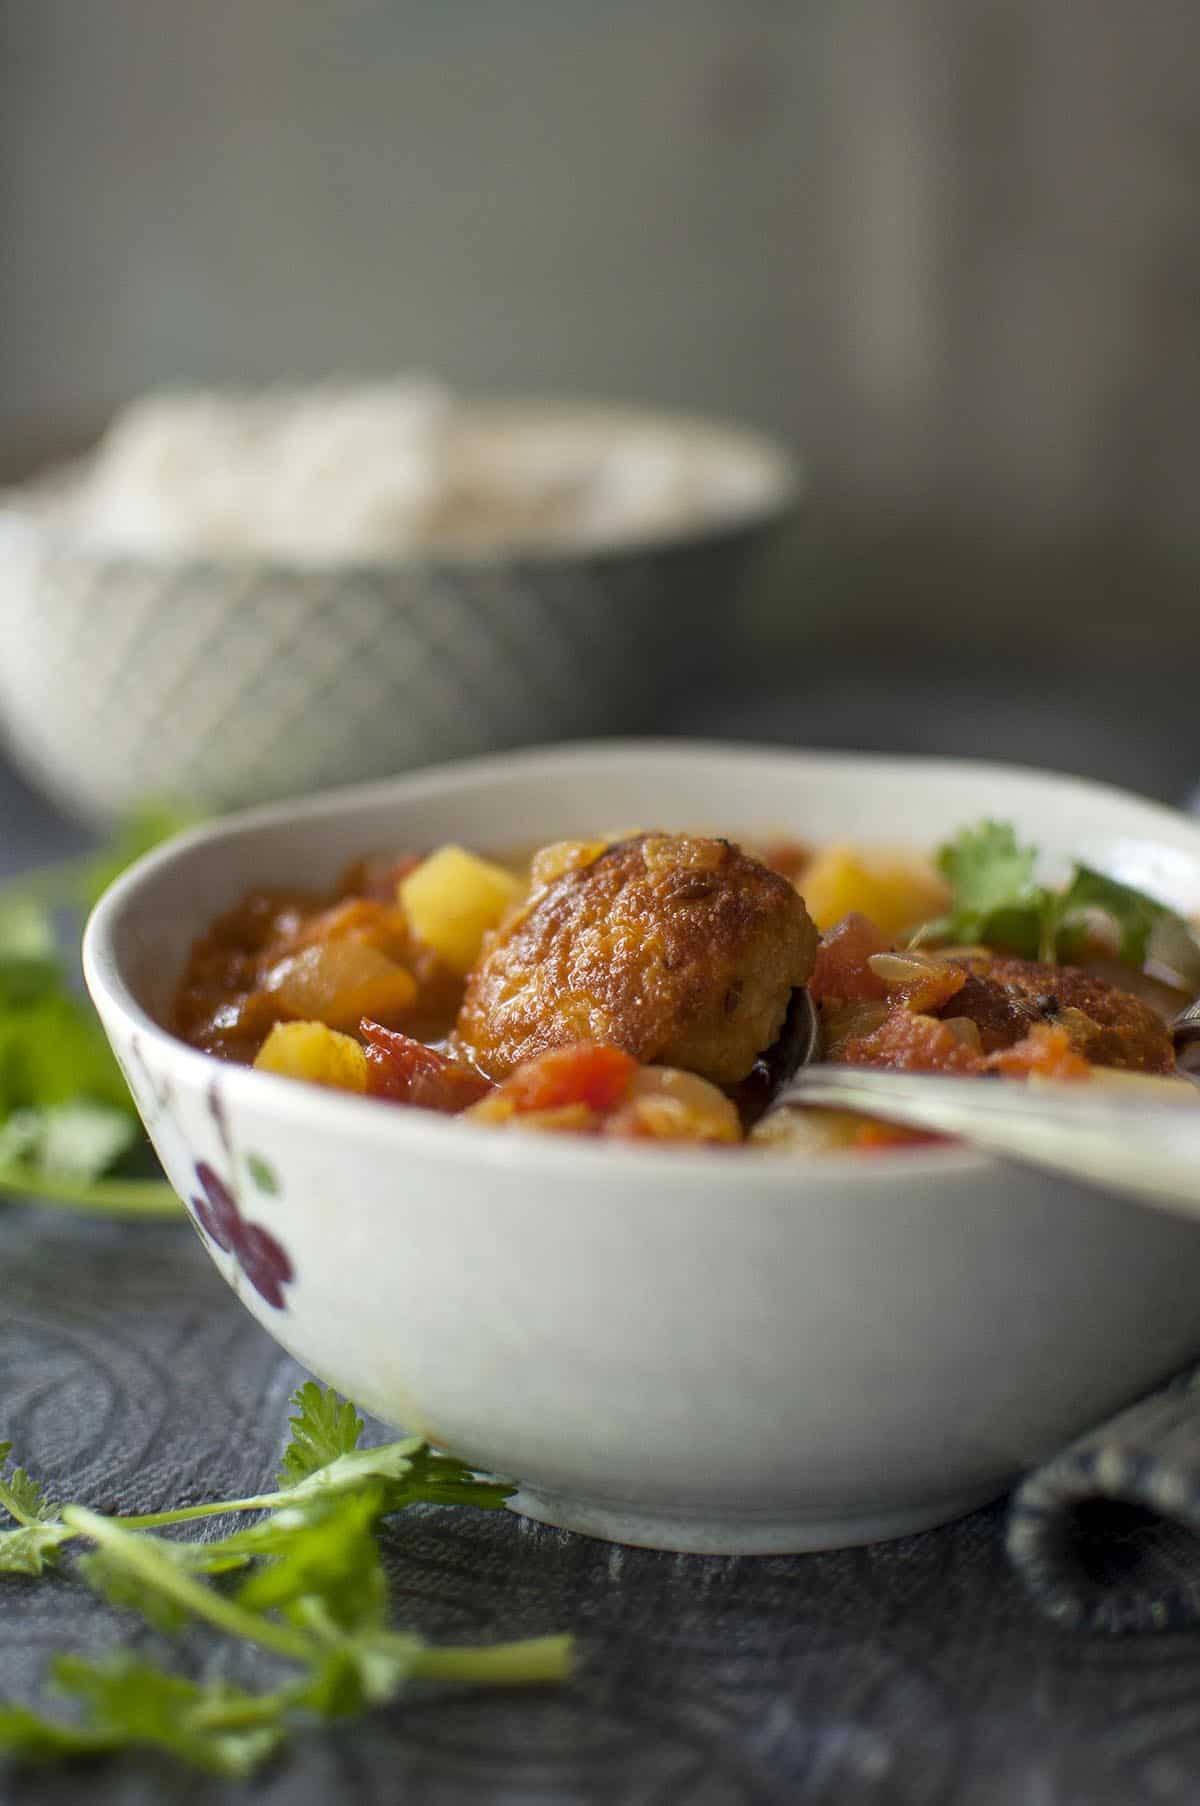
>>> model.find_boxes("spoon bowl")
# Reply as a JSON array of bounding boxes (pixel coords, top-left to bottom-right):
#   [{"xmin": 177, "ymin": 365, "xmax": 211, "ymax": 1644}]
[
  {"xmin": 773, "ymin": 1057, "xmax": 1200, "ymax": 1218},
  {"xmin": 1172, "ymin": 996, "xmax": 1200, "ymax": 1072}
]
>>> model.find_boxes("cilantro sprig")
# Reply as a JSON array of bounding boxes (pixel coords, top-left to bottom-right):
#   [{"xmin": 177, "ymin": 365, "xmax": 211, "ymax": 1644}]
[
  {"xmin": 0, "ymin": 1382, "xmax": 570, "ymax": 1777},
  {"xmin": 915, "ymin": 819, "xmax": 1200, "ymax": 981},
  {"xmin": 0, "ymin": 805, "xmax": 196, "ymax": 1218}
]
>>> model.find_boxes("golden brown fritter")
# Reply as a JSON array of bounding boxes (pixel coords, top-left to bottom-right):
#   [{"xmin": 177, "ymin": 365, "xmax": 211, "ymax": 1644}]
[
  {"xmin": 943, "ymin": 954, "xmax": 1175, "ymax": 1073},
  {"xmin": 455, "ymin": 833, "xmax": 818, "ymax": 1084}
]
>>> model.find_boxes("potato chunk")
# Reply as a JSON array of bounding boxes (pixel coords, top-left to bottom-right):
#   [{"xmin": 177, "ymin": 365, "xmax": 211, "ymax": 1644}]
[
  {"xmin": 608, "ymin": 1066, "xmax": 742, "ymax": 1143},
  {"xmin": 399, "ymin": 845, "xmax": 523, "ymax": 976},
  {"xmin": 254, "ymin": 1020, "xmax": 369, "ymax": 1092},
  {"xmin": 800, "ymin": 847, "xmax": 949, "ymax": 938},
  {"xmin": 261, "ymin": 939, "xmax": 416, "ymax": 1030}
]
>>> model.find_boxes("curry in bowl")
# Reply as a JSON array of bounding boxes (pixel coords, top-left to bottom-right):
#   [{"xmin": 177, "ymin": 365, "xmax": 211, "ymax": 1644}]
[{"xmin": 172, "ymin": 820, "xmax": 1197, "ymax": 1151}]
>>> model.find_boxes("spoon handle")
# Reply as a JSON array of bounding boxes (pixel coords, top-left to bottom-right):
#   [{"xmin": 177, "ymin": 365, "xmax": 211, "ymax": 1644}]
[{"xmin": 776, "ymin": 1068, "xmax": 1200, "ymax": 1219}]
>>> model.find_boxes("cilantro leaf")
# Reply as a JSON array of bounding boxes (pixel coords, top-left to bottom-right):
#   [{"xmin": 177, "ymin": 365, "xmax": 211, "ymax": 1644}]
[
  {"xmin": 0, "ymin": 1445, "xmax": 68, "ymax": 1574},
  {"xmin": 233, "ymin": 1487, "xmax": 388, "ymax": 1633},
  {"xmin": 0, "ymin": 990, "xmax": 132, "ymax": 1120},
  {"xmin": 395, "ymin": 1447, "xmax": 513, "ymax": 1511},
  {"xmin": 937, "ymin": 821, "xmax": 1040, "ymax": 924},
  {"xmin": 274, "ymin": 1437, "xmax": 424, "ymax": 1509},
  {"xmin": 925, "ymin": 820, "xmax": 1052, "ymax": 955},
  {"xmin": 0, "ymin": 898, "xmax": 54, "ymax": 962},
  {"xmin": 299, "ymin": 1635, "xmax": 424, "ymax": 1716},
  {"xmin": 273, "ymin": 1385, "xmax": 509, "ymax": 1515},
  {"xmin": 0, "ymin": 900, "xmax": 60, "ymax": 1010},
  {"xmin": 111, "ymin": 1388, "xmax": 494, "ymax": 1534},
  {"xmin": 0, "ymin": 1524, "xmax": 73, "ymax": 1576},
  {"xmin": 74, "ymin": 1528, "xmax": 262, "ymax": 1617},
  {"xmin": 0, "ymin": 803, "xmax": 198, "ymax": 1219},
  {"xmin": 0, "ymin": 1702, "xmax": 117, "ymax": 1763},
  {"xmin": 1058, "ymin": 865, "xmax": 1172, "ymax": 969},
  {"xmin": 0, "ymin": 1388, "xmax": 568, "ymax": 1779},
  {"xmin": 2, "ymin": 1398, "xmax": 509, "ymax": 1592},
  {"xmin": 0, "ymin": 1447, "xmax": 58, "ymax": 1527},
  {"xmin": 278, "ymin": 1383, "xmax": 365, "ymax": 1487},
  {"xmin": 922, "ymin": 819, "xmax": 1200, "ymax": 975},
  {"xmin": 52, "ymin": 1656, "xmax": 285, "ymax": 1777},
  {"xmin": 65, "ymin": 1507, "xmax": 314, "ymax": 1662},
  {"xmin": 0, "ymin": 1103, "xmax": 138, "ymax": 1186},
  {"xmin": 77, "ymin": 1543, "xmax": 195, "ymax": 1634}
]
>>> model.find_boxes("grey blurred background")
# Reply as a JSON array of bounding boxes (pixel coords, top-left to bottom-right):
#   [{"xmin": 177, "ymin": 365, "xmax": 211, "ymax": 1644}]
[{"xmin": 2, "ymin": 0, "xmax": 1198, "ymax": 802}]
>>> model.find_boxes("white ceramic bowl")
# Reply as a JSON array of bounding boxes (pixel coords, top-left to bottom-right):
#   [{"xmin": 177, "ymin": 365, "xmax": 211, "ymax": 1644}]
[
  {"xmin": 83, "ymin": 742, "xmax": 1200, "ymax": 1554},
  {"xmin": 0, "ymin": 405, "xmax": 795, "ymax": 822}
]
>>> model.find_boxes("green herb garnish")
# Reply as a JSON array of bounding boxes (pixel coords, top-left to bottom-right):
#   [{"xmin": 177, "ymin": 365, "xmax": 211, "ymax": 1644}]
[
  {"xmin": 0, "ymin": 805, "xmax": 197, "ymax": 1217},
  {"xmin": 0, "ymin": 1382, "xmax": 570, "ymax": 1777},
  {"xmin": 917, "ymin": 818, "xmax": 1200, "ymax": 981}
]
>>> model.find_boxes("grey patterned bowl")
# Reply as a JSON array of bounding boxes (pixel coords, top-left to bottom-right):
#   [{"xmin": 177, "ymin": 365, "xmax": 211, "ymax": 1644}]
[{"xmin": 0, "ymin": 409, "xmax": 796, "ymax": 821}]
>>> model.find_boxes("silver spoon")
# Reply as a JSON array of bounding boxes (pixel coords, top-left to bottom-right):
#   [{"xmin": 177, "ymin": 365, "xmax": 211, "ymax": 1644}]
[
  {"xmin": 1171, "ymin": 996, "xmax": 1200, "ymax": 1071},
  {"xmin": 768, "ymin": 992, "xmax": 1200, "ymax": 1219}
]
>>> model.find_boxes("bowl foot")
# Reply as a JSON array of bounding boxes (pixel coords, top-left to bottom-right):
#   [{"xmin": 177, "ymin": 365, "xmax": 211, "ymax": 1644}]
[{"xmin": 508, "ymin": 1483, "xmax": 1004, "ymax": 1554}]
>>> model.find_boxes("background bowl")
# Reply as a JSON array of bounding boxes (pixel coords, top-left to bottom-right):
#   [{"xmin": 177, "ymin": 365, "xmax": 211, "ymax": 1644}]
[
  {"xmin": 0, "ymin": 405, "xmax": 795, "ymax": 822},
  {"xmin": 83, "ymin": 741, "xmax": 1200, "ymax": 1554}
]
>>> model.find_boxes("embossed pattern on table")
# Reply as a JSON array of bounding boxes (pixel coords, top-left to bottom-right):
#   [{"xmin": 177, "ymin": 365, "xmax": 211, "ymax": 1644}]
[{"xmin": 6, "ymin": 1208, "xmax": 1200, "ymax": 1805}]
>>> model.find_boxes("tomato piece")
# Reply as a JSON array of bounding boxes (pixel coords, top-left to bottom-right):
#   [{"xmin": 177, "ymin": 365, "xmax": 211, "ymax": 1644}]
[
  {"xmin": 986, "ymin": 1022, "xmax": 1090, "ymax": 1080},
  {"xmin": 809, "ymin": 914, "xmax": 891, "ymax": 1004},
  {"xmin": 337, "ymin": 852, "xmax": 423, "ymax": 901},
  {"xmin": 759, "ymin": 838, "xmax": 811, "ymax": 883},
  {"xmin": 499, "ymin": 1043, "xmax": 638, "ymax": 1115},
  {"xmin": 837, "ymin": 1006, "xmax": 984, "ymax": 1074},
  {"xmin": 360, "ymin": 1020, "xmax": 493, "ymax": 1113},
  {"xmin": 281, "ymin": 896, "xmax": 409, "ymax": 956}
]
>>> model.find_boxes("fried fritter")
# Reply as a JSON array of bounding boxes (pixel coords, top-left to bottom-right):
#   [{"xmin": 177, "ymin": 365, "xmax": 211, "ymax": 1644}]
[
  {"xmin": 943, "ymin": 954, "xmax": 1175, "ymax": 1072},
  {"xmin": 455, "ymin": 833, "xmax": 818, "ymax": 1084}
]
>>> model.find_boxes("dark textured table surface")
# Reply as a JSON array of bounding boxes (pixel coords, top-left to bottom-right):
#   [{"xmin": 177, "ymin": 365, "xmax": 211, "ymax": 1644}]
[
  {"xmin": 5, "ymin": 676, "xmax": 1200, "ymax": 1806},
  {"xmin": 12, "ymin": 1207, "xmax": 1200, "ymax": 1806}
]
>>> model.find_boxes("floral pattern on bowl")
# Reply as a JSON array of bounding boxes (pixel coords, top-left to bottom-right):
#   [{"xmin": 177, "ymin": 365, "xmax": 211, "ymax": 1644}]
[
  {"xmin": 189, "ymin": 1158, "xmax": 293, "ymax": 1310},
  {"xmin": 124, "ymin": 1035, "xmax": 296, "ymax": 1313}
]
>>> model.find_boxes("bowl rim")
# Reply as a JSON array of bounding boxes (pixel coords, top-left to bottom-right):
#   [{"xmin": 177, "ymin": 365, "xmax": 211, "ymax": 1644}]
[
  {"xmin": 82, "ymin": 738, "xmax": 1200, "ymax": 1194},
  {"xmin": 0, "ymin": 397, "xmax": 801, "ymax": 574}
]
